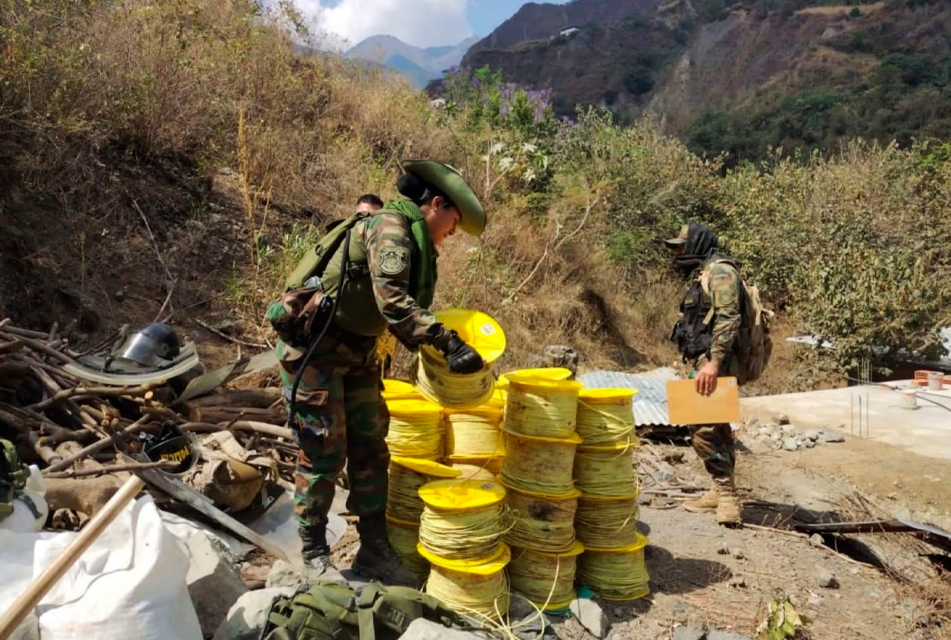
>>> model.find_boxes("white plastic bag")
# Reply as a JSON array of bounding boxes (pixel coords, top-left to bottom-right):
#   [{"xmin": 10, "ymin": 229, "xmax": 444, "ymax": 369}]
[
  {"xmin": 35, "ymin": 496, "xmax": 202, "ymax": 640},
  {"xmin": 0, "ymin": 465, "xmax": 49, "ymax": 533},
  {"xmin": 0, "ymin": 529, "xmax": 48, "ymax": 640}
]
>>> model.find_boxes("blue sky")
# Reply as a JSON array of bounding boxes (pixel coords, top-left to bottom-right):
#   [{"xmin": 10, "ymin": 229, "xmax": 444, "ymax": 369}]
[{"xmin": 295, "ymin": 0, "xmax": 571, "ymax": 49}]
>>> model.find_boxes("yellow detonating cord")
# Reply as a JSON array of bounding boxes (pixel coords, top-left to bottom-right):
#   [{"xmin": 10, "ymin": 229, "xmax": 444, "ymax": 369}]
[
  {"xmin": 577, "ymin": 536, "xmax": 650, "ymax": 601},
  {"xmin": 415, "ymin": 348, "xmax": 495, "ymax": 410},
  {"xmin": 445, "ymin": 408, "xmax": 504, "ymax": 458},
  {"xmin": 419, "ymin": 503, "xmax": 506, "ymax": 561},
  {"xmin": 385, "ymin": 400, "xmax": 443, "ymax": 459},
  {"xmin": 573, "ymin": 444, "xmax": 638, "ymax": 497},
  {"xmin": 426, "ymin": 565, "xmax": 511, "ymax": 620},
  {"xmin": 504, "ymin": 378, "xmax": 582, "ymax": 439},
  {"xmin": 575, "ymin": 397, "xmax": 637, "ymax": 446},
  {"xmin": 575, "ymin": 495, "xmax": 640, "ymax": 548}
]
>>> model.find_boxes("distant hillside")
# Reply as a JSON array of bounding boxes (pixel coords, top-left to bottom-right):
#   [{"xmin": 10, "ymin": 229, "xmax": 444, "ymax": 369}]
[
  {"xmin": 466, "ymin": 0, "xmax": 664, "ymax": 55},
  {"xmin": 347, "ymin": 35, "xmax": 478, "ymax": 88},
  {"xmin": 460, "ymin": 0, "xmax": 951, "ymax": 161}
]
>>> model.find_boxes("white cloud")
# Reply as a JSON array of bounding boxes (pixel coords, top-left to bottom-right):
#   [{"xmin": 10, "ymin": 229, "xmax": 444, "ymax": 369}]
[{"xmin": 293, "ymin": 0, "xmax": 473, "ymax": 49}]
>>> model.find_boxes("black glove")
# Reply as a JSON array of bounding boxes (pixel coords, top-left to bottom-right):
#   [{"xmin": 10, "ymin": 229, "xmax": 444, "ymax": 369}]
[{"xmin": 440, "ymin": 331, "xmax": 484, "ymax": 374}]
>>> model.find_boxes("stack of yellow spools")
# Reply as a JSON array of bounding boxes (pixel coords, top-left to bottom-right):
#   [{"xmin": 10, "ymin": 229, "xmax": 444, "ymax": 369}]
[
  {"xmin": 500, "ymin": 371, "xmax": 586, "ymax": 611},
  {"xmin": 381, "ymin": 309, "xmax": 512, "ymax": 587},
  {"xmin": 385, "ymin": 457, "xmax": 461, "ymax": 577},
  {"xmin": 574, "ymin": 388, "xmax": 650, "ymax": 601},
  {"xmin": 417, "ymin": 479, "xmax": 511, "ymax": 620}
]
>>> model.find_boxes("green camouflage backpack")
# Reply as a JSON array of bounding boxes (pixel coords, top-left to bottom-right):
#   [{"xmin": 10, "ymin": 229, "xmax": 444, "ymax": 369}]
[
  {"xmin": 0, "ymin": 438, "xmax": 30, "ymax": 522},
  {"xmin": 262, "ymin": 581, "xmax": 462, "ymax": 640}
]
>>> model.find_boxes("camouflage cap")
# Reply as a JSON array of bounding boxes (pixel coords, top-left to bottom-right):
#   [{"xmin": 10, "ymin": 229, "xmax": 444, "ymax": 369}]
[{"xmin": 664, "ymin": 224, "xmax": 689, "ymax": 248}]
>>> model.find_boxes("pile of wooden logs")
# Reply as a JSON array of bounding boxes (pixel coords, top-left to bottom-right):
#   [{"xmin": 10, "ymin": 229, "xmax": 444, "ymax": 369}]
[{"xmin": 0, "ymin": 318, "xmax": 296, "ymax": 488}]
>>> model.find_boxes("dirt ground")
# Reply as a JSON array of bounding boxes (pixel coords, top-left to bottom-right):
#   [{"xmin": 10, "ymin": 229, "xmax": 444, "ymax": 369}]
[{"xmin": 318, "ymin": 423, "xmax": 951, "ymax": 640}]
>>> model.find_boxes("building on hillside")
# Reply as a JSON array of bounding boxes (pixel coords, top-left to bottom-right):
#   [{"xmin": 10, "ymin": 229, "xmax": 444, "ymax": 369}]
[{"xmin": 559, "ymin": 25, "xmax": 581, "ymax": 38}]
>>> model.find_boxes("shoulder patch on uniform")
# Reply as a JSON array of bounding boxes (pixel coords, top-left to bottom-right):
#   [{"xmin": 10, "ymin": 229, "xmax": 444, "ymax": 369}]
[{"xmin": 379, "ymin": 247, "xmax": 408, "ymax": 275}]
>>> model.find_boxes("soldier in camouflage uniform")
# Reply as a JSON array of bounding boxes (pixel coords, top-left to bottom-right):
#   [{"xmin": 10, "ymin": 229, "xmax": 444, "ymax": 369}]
[
  {"xmin": 270, "ymin": 161, "xmax": 486, "ymax": 584},
  {"xmin": 666, "ymin": 222, "xmax": 742, "ymax": 526}
]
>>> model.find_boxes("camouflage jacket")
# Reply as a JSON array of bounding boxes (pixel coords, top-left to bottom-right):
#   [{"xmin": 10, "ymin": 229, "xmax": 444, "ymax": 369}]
[
  {"xmin": 351, "ymin": 211, "xmax": 440, "ymax": 349},
  {"xmin": 698, "ymin": 255, "xmax": 741, "ymax": 373}
]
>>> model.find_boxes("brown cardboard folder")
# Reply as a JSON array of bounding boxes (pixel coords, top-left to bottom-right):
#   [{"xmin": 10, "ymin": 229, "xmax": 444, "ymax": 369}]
[{"xmin": 666, "ymin": 377, "xmax": 740, "ymax": 425}]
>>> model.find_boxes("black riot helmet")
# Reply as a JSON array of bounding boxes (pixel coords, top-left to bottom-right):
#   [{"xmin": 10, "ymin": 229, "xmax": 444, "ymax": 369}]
[{"xmin": 118, "ymin": 323, "xmax": 181, "ymax": 366}]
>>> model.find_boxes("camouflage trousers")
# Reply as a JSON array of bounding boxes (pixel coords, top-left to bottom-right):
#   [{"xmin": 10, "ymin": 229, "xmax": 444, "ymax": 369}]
[
  {"xmin": 279, "ymin": 332, "xmax": 389, "ymax": 529},
  {"xmin": 688, "ymin": 424, "xmax": 735, "ymax": 479}
]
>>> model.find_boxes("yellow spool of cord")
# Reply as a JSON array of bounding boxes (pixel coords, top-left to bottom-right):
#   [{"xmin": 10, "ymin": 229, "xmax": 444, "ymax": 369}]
[
  {"xmin": 509, "ymin": 542, "xmax": 584, "ymax": 611},
  {"xmin": 383, "ymin": 379, "xmax": 422, "ymax": 401},
  {"xmin": 500, "ymin": 429, "xmax": 581, "ymax": 496},
  {"xmin": 418, "ymin": 478, "xmax": 507, "ymax": 562},
  {"xmin": 449, "ymin": 463, "xmax": 498, "ymax": 482},
  {"xmin": 573, "ymin": 442, "xmax": 638, "ymax": 498},
  {"xmin": 576, "ymin": 388, "xmax": 637, "ymax": 446},
  {"xmin": 577, "ymin": 534, "xmax": 650, "ymax": 601},
  {"xmin": 502, "ymin": 482, "xmax": 580, "ymax": 553},
  {"xmin": 504, "ymin": 375, "xmax": 583, "ymax": 439},
  {"xmin": 416, "ymin": 309, "xmax": 505, "ymax": 410},
  {"xmin": 419, "ymin": 543, "xmax": 511, "ymax": 620},
  {"xmin": 447, "ymin": 455, "xmax": 505, "ymax": 476},
  {"xmin": 445, "ymin": 407, "xmax": 505, "ymax": 458},
  {"xmin": 385, "ymin": 399, "xmax": 444, "ymax": 460},
  {"xmin": 387, "ymin": 457, "xmax": 461, "ymax": 523},
  {"xmin": 386, "ymin": 515, "xmax": 430, "ymax": 577},
  {"xmin": 497, "ymin": 367, "xmax": 573, "ymax": 390},
  {"xmin": 575, "ymin": 493, "xmax": 640, "ymax": 549}
]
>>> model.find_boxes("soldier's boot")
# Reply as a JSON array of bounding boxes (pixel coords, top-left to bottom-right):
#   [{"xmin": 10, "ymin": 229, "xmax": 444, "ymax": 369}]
[
  {"xmin": 300, "ymin": 525, "xmax": 347, "ymax": 585},
  {"xmin": 714, "ymin": 476, "xmax": 742, "ymax": 526},
  {"xmin": 351, "ymin": 515, "xmax": 419, "ymax": 587},
  {"xmin": 683, "ymin": 485, "xmax": 718, "ymax": 513}
]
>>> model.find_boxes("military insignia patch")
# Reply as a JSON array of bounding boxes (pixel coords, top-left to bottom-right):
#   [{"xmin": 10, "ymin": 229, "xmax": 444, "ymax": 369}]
[{"xmin": 379, "ymin": 248, "xmax": 408, "ymax": 275}]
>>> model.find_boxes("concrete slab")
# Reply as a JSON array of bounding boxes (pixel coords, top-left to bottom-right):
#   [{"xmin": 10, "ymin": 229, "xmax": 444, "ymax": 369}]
[{"xmin": 742, "ymin": 381, "xmax": 951, "ymax": 461}]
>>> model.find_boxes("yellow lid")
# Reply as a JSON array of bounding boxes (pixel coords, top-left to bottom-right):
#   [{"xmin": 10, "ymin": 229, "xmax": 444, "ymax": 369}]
[
  {"xmin": 383, "ymin": 379, "xmax": 422, "ymax": 400},
  {"xmin": 384, "ymin": 379, "xmax": 416, "ymax": 393},
  {"xmin": 542, "ymin": 596, "xmax": 577, "ymax": 611},
  {"xmin": 578, "ymin": 490, "xmax": 640, "ymax": 502},
  {"xmin": 505, "ymin": 373, "xmax": 582, "ymax": 394},
  {"xmin": 497, "ymin": 368, "xmax": 573, "ymax": 390},
  {"xmin": 499, "ymin": 479, "xmax": 581, "ymax": 500},
  {"xmin": 578, "ymin": 388, "xmax": 637, "ymax": 403},
  {"xmin": 583, "ymin": 532, "xmax": 649, "ymax": 553},
  {"xmin": 502, "ymin": 428, "xmax": 583, "ymax": 445},
  {"xmin": 385, "ymin": 398, "xmax": 442, "ymax": 417},
  {"xmin": 390, "ymin": 457, "xmax": 462, "ymax": 479},
  {"xmin": 430, "ymin": 308, "xmax": 506, "ymax": 364},
  {"xmin": 418, "ymin": 479, "xmax": 506, "ymax": 511},
  {"xmin": 512, "ymin": 540, "xmax": 585, "ymax": 559},
  {"xmin": 418, "ymin": 542, "xmax": 511, "ymax": 574}
]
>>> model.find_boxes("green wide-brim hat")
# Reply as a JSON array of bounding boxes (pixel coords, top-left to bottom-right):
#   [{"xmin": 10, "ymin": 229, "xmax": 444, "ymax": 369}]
[{"xmin": 404, "ymin": 160, "xmax": 486, "ymax": 236}]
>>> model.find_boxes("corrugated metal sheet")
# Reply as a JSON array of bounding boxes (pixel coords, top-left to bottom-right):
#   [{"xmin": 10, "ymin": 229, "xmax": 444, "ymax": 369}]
[{"xmin": 577, "ymin": 368, "xmax": 680, "ymax": 426}]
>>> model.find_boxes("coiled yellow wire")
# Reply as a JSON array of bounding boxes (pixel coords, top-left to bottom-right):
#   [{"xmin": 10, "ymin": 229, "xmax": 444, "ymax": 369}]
[
  {"xmin": 504, "ymin": 377, "xmax": 583, "ymax": 439},
  {"xmin": 445, "ymin": 408, "xmax": 505, "ymax": 458},
  {"xmin": 386, "ymin": 459, "xmax": 459, "ymax": 522},
  {"xmin": 577, "ymin": 535, "xmax": 651, "ymax": 601},
  {"xmin": 502, "ymin": 484, "xmax": 578, "ymax": 553},
  {"xmin": 574, "ymin": 494, "xmax": 640, "ymax": 549},
  {"xmin": 508, "ymin": 545, "xmax": 581, "ymax": 610},
  {"xmin": 384, "ymin": 399, "xmax": 444, "ymax": 460},
  {"xmin": 385, "ymin": 516, "xmax": 430, "ymax": 577},
  {"xmin": 415, "ymin": 348, "xmax": 495, "ymax": 410},
  {"xmin": 419, "ymin": 502, "xmax": 506, "ymax": 561},
  {"xmin": 499, "ymin": 429, "xmax": 580, "ymax": 496},
  {"xmin": 575, "ymin": 390, "xmax": 636, "ymax": 446},
  {"xmin": 425, "ymin": 559, "xmax": 511, "ymax": 620},
  {"xmin": 573, "ymin": 443, "xmax": 638, "ymax": 498}
]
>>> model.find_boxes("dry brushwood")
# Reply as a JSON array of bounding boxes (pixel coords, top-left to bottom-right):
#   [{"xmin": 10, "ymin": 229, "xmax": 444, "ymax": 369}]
[{"xmin": 0, "ymin": 318, "xmax": 299, "ymax": 511}]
